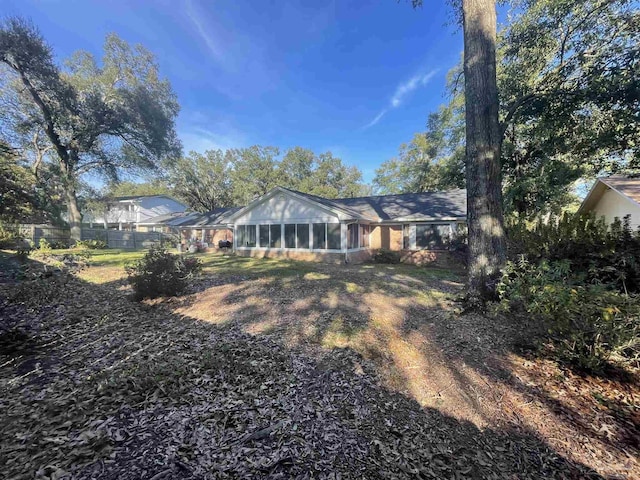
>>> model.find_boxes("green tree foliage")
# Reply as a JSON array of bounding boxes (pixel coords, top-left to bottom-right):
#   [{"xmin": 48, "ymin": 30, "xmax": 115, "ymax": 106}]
[
  {"xmin": 106, "ymin": 180, "xmax": 172, "ymax": 198},
  {"xmin": 168, "ymin": 146, "xmax": 366, "ymax": 210},
  {"xmin": 373, "ymin": 97, "xmax": 465, "ymax": 194},
  {"xmin": 228, "ymin": 146, "xmax": 282, "ymax": 207},
  {"xmin": 0, "ymin": 18, "xmax": 180, "ymax": 240},
  {"xmin": 385, "ymin": 0, "xmax": 640, "ymax": 218},
  {"xmin": 171, "ymin": 150, "xmax": 233, "ymax": 212},
  {"xmin": 0, "ymin": 143, "xmax": 38, "ymax": 223}
]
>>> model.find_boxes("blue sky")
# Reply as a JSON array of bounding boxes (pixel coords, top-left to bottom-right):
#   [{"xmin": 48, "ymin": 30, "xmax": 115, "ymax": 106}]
[{"xmin": 4, "ymin": 0, "xmax": 465, "ymax": 183}]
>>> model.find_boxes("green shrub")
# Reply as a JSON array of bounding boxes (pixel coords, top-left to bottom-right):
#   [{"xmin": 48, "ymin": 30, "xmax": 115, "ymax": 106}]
[
  {"xmin": 498, "ymin": 258, "xmax": 640, "ymax": 371},
  {"xmin": 0, "ymin": 225, "xmax": 21, "ymax": 249},
  {"xmin": 125, "ymin": 247, "xmax": 202, "ymax": 300},
  {"xmin": 38, "ymin": 238, "xmax": 51, "ymax": 252},
  {"xmin": 507, "ymin": 213, "xmax": 640, "ymax": 293},
  {"xmin": 75, "ymin": 239, "xmax": 107, "ymax": 250},
  {"xmin": 372, "ymin": 249, "xmax": 401, "ymax": 264}
]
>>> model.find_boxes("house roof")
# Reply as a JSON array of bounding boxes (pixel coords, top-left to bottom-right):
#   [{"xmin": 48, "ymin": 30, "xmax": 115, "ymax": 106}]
[
  {"xmin": 176, "ymin": 207, "xmax": 242, "ymax": 227},
  {"xmin": 226, "ymin": 186, "xmax": 467, "ymax": 224},
  {"xmin": 137, "ymin": 212, "xmax": 188, "ymax": 225},
  {"xmin": 600, "ymin": 176, "xmax": 640, "ymax": 205},
  {"xmin": 281, "ymin": 187, "xmax": 467, "ymax": 222},
  {"xmin": 579, "ymin": 175, "xmax": 640, "ymax": 213}
]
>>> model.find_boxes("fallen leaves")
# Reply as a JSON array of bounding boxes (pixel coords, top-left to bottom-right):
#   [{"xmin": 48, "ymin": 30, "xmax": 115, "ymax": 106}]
[{"xmin": 0, "ymin": 264, "xmax": 629, "ymax": 479}]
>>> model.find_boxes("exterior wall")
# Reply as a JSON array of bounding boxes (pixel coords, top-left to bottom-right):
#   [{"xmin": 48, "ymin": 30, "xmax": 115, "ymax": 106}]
[
  {"xmin": 592, "ymin": 188, "xmax": 640, "ymax": 229},
  {"xmin": 236, "ymin": 248, "xmax": 346, "ymax": 264},
  {"xmin": 370, "ymin": 225, "xmax": 403, "ymax": 250},
  {"xmin": 234, "ymin": 193, "xmax": 339, "ymax": 224}
]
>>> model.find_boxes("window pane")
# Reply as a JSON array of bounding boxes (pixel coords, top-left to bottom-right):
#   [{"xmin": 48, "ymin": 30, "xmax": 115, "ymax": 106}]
[
  {"xmin": 327, "ymin": 224, "xmax": 341, "ymax": 249},
  {"xmin": 284, "ymin": 224, "xmax": 296, "ymax": 248},
  {"xmin": 259, "ymin": 225, "xmax": 269, "ymax": 247},
  {"xmin": 403, "ymin": 224, "xmax": 410, "ymax": 249},
  {"xmin": 360, "ymin": 225, "xmax": 370, "ymax": 248},
  {"xmin": 348, "ymin": 224, "xmax": 359, "ymax": 249},
  {"xmin": 296, "ymin": 224, "xmax": 309, "ymax": 249},
  {"xmin": 313, "ymin": 223, "xmax": 326, "ymax": 249},
  {"xmin": 270, "ymin": 224, "xmax": 281, "ymax": 248},
  {"xmin": 416, "ymin": 224, "xmax": 450, "ymax": 249},
  {"xmin": 237, "ymin": 225, "xmax": 245, "ymax": 247},
  {"xmin": 246, "ymin": 225, "xmax": 256, "ymax": 247}
]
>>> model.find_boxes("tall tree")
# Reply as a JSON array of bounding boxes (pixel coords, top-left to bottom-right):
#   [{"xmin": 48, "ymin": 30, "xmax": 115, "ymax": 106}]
[
  {"xmin": 461, "ymin": 0, "xmax": 506, "ymax": 302},
  {"xmin": 410, "ymin": 0, "xmax": 506, "ymax": 301},
  {"xmin": 0, "ymin": 18, "xmax": 180, "ymax": 240},
  {"xmin": 171, "ymin": 150, "xmax": 233, "ymax": 212}
]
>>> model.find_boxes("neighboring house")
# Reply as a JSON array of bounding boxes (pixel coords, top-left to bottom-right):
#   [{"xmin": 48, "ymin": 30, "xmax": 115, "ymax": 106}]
[
  {"xmin": 212, "ymin": 187, "xmax": 467, "ymax": 264},
  {"xmin": 579, "ymin": 176, "xmax": 640, "ymax": 230},
  {"xmin": 88, "ymin": 195, "xmax": 188, "ymax": 230}
]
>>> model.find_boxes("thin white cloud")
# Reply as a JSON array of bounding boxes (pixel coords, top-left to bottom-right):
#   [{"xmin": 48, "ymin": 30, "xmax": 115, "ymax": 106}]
[
  {"xmin": 363, "ymin": 68, "xmax": 439, "ymax": 130},
  {"xmin": 362, "ymin": 109, "xmax": 387, "ymax": 130},
  {"xmin": 185, "ymin": 0, "xmax": 225, "ymax": 64}
]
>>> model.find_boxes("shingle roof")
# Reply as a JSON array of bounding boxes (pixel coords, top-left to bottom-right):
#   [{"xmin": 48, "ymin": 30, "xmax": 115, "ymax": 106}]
[
  {"xmin": 282, "ymin": 188, "xmax": 467, "ymax": 221},
  {"xmin": 600, "ymin": 176, "xmax": 640, "ymax": 205},
  {"xmin": 166, "ymin": 207, "xmax": 241, "ymax": 228},
  {"xmin": 137, "ymin": 212, "xmax": 187, "ymax": 225}
]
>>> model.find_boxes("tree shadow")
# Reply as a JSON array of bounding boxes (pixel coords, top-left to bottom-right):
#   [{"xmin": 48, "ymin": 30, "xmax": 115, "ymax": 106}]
[
  {"xmin": 155, "ymin": 258, "xmax": 639, "ymax": 478},
  {"xmin": 0, "ymin": 259, "xmax": 609, "ymax": 479}
]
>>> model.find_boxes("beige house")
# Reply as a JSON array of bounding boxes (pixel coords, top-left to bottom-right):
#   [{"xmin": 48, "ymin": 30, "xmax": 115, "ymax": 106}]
[
  {"xmin": 579, "ymin": 176, "xmax": 640, "ymax": 229},
  {"xmin": 224, "ymin": 187, "xmax": 467, "ymax": 264}
]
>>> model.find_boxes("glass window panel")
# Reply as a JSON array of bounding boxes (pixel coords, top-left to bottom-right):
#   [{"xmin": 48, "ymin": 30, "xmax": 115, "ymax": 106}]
[
  {"xmin": 284, "ymin": 224, "xmax": 296, "ymax": 248},
  {"xmin": 246, "ymin": 225, "xmax": 256, "ymax": 247},
  {"xmin": 313, "ymin": 223, "xmax": 326, "ymax": 249},
  {"xmin": 237, "ymin": 225, "xmax": 245, "ymax": 247},
  {"xmin": 348, "ymin": 224, "xmax": 359, "ymax": 249},
  {"xmin": 416, "ymin": 224, "xmax": 450, "ymax": 249},
  {"xmin": 259, "ymin": 225, "xmax": 269, "ymax": 247},
  {"xmin": 296, "ymin": 224, "xmax": 309, "ymax": 249},
  {"xmin": 270, "ymin": 224, "xmax": 281, "ymax": 248},
  {"xmin": 327, "ymin": 224, "xmax": 341, "ymax": 250}
]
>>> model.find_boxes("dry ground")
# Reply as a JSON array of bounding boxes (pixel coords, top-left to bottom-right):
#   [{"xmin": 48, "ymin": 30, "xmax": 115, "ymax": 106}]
[{"xmin": 1, "ymin": 251, "xmax": 638, "ymax": 479}]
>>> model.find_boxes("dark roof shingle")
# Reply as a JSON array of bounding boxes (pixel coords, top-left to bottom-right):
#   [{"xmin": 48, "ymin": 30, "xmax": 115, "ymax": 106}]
[{"xmin": 283, "ymin": 188, "xmax": 467, "ymax": 221}]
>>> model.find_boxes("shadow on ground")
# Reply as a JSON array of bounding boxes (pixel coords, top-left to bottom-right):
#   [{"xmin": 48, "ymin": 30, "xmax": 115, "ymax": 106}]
[{"xmin": 0, "ymin": 255, "xmax": 633, "ymax": 478}]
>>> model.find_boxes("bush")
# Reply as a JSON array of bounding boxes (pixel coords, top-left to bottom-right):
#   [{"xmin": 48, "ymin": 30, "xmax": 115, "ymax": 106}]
[
  {"xmin": 125, "ymin": 247, "xmax": 202, "ymax": 300},
  {"xmin": 498, "ymin": 258, "xmax": 640, "ymax": 372},
  {"xmin": 507, "ymin": 213, "xmax": 640, "ymax": 293},
  {"xmin": 372, "ymin": 249, "xmax": 401, "ymax": 264},
  {"xmin": 0, "ymin": 225, "xmax": 21, "ymax": 249},
  {"xmin": 75, "ymin": 239, "xmax": 107, "ymax": 250}
]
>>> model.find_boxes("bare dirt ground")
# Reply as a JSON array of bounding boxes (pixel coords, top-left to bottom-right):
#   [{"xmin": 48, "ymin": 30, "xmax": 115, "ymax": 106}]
[{"xmin": 1, "ymin": 253, "xmax": 638, "ymax": 479}]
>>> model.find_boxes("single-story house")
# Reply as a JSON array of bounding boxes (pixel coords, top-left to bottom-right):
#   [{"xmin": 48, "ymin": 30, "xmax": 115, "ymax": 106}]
[
  {"xmin": 578, "ymin": 176, "xmax": 640, "ymax": 230},
  {"xmin": 219, "ymin": 187, "xmax": 467, "ymax": 264}
]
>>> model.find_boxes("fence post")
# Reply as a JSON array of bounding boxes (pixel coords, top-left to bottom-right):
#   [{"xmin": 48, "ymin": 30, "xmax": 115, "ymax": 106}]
[{"xmin": 30, "ymin": 225, "xmax": 36, "ymax": 245}]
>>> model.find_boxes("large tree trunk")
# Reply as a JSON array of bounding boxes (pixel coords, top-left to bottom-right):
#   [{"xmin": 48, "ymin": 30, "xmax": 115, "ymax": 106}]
[
  {"xmin": 462, "ymin": 0, "xmax": 506, "ymax": 304},
  {"xmin": 64, "ymin": 184, "xmax": 82, "ymax": 242}
]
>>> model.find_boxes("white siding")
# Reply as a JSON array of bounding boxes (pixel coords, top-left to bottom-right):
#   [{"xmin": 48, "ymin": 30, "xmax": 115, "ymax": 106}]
[
  {"xmin": 593, "ymin": 189, "xmax": 640, "ymax": 229},
  {"xmin": 137, "ymin": 197, "xmax": 187, "ymax": 221},
  {"xmin": 234, "ymin": 193, "xmax": 340, "ymax": 224}
]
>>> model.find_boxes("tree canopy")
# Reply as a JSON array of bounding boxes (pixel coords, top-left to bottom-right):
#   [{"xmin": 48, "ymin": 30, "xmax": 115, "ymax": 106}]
[
  {"xmin": 377, "ymin": 0, "xmax": 640, "ymax": 218},
  {"xmin": 0, "ymin": 18, "xmax": 180, "ymax": 238},
  {"xmin": 167, "ymin": 146, "xmax": 367, "ymax": 212}
]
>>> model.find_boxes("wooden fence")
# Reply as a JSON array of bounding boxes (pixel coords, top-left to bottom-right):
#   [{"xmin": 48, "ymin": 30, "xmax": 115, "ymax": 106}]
[{"xmin": 16, "ymin": 225, "xmax": 178, "ymax": 249}]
